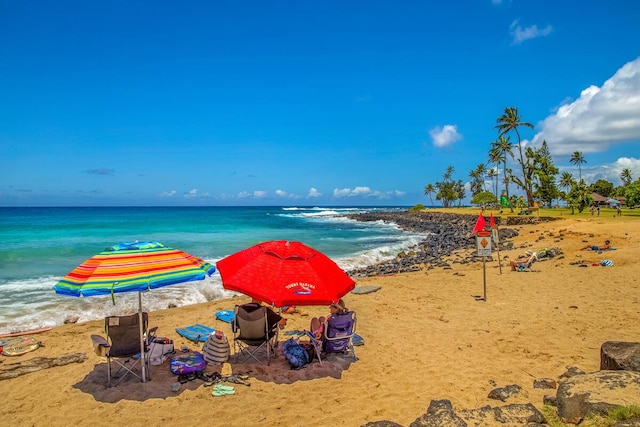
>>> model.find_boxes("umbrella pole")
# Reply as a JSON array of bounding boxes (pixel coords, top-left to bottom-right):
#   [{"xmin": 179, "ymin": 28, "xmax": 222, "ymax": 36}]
[{"xmin": 138, "ymin": 292, "xmax": 146, "ymax": 383}]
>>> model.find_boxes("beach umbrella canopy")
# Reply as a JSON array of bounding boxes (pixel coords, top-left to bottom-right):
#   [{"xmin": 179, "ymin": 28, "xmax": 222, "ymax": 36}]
[
  {"xmin": 54, "ymin": 241, "xmax": 215, "ymax": 297},
  {"xmin": 54, "ymin": 241, "xmax": 215, "ymax": 382},
  {"xmin": 216, "ymin": 240, "xmax": 355, "ymax": 307}
]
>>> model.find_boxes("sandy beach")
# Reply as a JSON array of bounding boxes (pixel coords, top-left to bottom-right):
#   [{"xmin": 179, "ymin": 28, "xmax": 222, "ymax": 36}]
[{"xmin": 1, "ymin": 212, "xmax": 639, "ymax": 426}]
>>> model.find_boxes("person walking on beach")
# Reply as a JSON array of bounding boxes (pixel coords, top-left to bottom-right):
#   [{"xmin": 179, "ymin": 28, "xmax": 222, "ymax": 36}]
[
  {"xmin": 596, "ymin": 205, "xmax": 600, "ymax": 216},
  {"xmin": 617, "ymin": 205, "xmax": 622, "ymax": 217}
]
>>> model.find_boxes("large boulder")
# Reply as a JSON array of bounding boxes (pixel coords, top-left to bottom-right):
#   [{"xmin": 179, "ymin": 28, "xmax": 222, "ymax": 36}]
[
  {"xmin": 601, "ymin": 342, "xmax": 640, "ymax": 371},
  {"xmin": 457, "ymin": 403, "xmax": 546, "ymax": 426},
  {"xmin": 556, "ymin": 370, "xmax": 640, "ymax": 421},
  {"xmin": 409, "ymin": 400, "xmax": 546, "ymax": 427}
]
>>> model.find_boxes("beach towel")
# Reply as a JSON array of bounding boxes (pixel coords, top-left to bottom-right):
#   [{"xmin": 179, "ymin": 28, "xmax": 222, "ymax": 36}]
[
  {"xmin": 175, "ymin": 324, "xmax": 214, "ymax": 342},
  {"xmin": 215, "ymin": 310, "xmax": 235, "ymax": 323}
]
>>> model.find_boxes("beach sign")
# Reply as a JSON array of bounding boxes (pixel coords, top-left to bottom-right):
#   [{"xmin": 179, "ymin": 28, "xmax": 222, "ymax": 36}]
[
  {"xmin": 476, "ymin": 230, "xmax": 492, "ymax": 302},
  {"xmin": 476, "ymin": 231, "xmax": 492, "ymax": 257}
]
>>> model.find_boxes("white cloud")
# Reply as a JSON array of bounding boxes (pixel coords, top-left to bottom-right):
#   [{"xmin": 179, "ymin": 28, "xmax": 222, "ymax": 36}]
[
  {"xmin": 429, "ymin": 125, "xmax": 462, "ymax": 148},
  {"xmin": 184, "ymin": 189, "xmax": 198, "ymax": 198},
  {"xmin": 332, "ymin": 186, "xmax": 405, "ymax": 199},
  {"xmin": 275, "ymin": 189, "xmax": 288, "ymax": 197},
  {"xmin": 333, "ymin": 187, "xmax": 373, "ymax": 198},
  {"xmin": 565, "ymin": 157, "xmax": 640, "ymax": 186},
  {"xmin": 333, "ymin": 188, "xmax": 352, "ymax": 198},
  {"xmin": 308, "ymin": 187, "xmax": 321, "ymax": 198},
  {"xmin": 532, "ymin": 57, "xmax": 640, "ymax": 155},
  {"xmin": 160, "ymin": 190, "xmax": 176, "ymax": 197},
  {"xmin": 237, "ymin": 190, "xmax": 268, "ymax": 199},
  {"xmin": 509, "ymin": 20, "xmax": 553, "ymax": 45}
]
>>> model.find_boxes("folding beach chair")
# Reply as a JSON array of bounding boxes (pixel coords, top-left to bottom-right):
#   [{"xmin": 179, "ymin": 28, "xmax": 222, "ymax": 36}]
[
  {"xmin": 324, "ymin": 311, "xmax": 358, "ymax": 361},
  {"xmin": 91, "ymin": 312, "xmax": 157, "ymax": 387},
  {"xmin": 307, "ymin": 311, "xmax": 358, "ymax": 363},
  {"xmin": 232, "ymin": 305, "xmax": 278, "ymax": 365}
]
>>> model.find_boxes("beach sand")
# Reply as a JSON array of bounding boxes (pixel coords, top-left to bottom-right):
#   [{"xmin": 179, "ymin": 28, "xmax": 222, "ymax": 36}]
[{"xmin": 1, "ymin": 214, "xmax": 639, "ymax": 426}]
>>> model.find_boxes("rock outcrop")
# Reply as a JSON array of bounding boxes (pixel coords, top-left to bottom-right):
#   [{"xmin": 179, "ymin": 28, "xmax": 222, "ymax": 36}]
[
  {"xmin": 556, "ymin": 370, "xmax": 640, "ymax": 422},
  {"xmin": 601, "ymin": 341, "xmax": 640, "ymax": 371}
]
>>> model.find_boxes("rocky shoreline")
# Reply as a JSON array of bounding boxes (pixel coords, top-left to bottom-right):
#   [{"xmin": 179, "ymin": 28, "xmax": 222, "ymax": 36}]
[{"xmin": 345, "ymin": 210, "xmax": 555, "ymax": 277}]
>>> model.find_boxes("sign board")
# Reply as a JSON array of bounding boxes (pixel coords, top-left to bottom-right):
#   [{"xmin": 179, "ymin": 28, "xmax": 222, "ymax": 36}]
[
  {"xmin": 476, "ymin": 231, "xmax": 492, "ymax": 257},
  {"xmin": 491, "ymin": 228, "xmax": 499, "ymax": 245}
]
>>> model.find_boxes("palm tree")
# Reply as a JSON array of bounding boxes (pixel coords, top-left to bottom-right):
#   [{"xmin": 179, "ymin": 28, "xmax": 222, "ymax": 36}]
[
  {"xmin": 490, "ymin": 135, "xmax": 515, "ymax": 212},
  {"xmin": 569, "ymin": 151, "xmax": 586, "ymax": 183},
  {"xmin": 495, "ymin": 107, "xmax": 534, "ymax": 205},
  {"xmin": 423, "ymin": 183, "xmax": 435, "ymax": 206},
  {"xmin": 559, "ymin": 172, "xmax": 576, "ymax": 206},
  {"xmin": 475, "ymin": 163, "xmax": 487, "ymax": 192},
  {"xmin": 488, "ymin": 147, "xmax": 502, "ymax": 203},
  {"xmin": 444, "ymin": 165, "xmax": 455, "ymax": 182},
  {"xmin": 620, "ymin": 168, "xmax": 633, "ymax": 186}
]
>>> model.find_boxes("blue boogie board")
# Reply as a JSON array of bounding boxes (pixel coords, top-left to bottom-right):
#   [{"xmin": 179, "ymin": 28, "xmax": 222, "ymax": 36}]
[{"xmin": 170, "ymin": 350, "xmax": 206, "ymax": 375}]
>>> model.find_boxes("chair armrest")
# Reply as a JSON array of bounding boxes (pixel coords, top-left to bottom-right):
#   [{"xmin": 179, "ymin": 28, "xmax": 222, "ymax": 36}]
[
  {"xmin": 145, "ymin": 326, "xmax": 159, "ymax": 345},
  {"xmin": 91, "ymin": 334, "xmax": 110, "ymax": 357}
]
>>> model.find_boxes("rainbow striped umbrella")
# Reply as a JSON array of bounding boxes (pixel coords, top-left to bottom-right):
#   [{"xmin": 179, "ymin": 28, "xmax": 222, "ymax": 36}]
[
  {"xmin": 54, "ymin": 241, "xmax": 216, "ymax": 298},
  {"xmin": 54, "ymin": 241, "xmax": 215, "ymax": 383}
]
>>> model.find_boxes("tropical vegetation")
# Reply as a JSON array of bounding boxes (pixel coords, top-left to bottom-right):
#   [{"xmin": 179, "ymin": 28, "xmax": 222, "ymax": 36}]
[{"xmin": 423, "ymin": 107, "xmax": 639, "ymax": 213}]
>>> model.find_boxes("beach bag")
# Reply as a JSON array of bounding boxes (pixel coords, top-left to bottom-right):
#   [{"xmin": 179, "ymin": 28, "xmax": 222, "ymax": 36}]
[
  {"xmin": 202, "ymin": 330, "xmax": 229, "ymax": 365},
  {"xmin": 281, "ymin": 338, "xmax": 310, "ymax": 370},
  {"xmin": 170, "ymin": 350, "xmax": 206, "ymax": 375},
  {"xmin": 148, "ymin": 337, "xmax": 174, "ymax": 366}
]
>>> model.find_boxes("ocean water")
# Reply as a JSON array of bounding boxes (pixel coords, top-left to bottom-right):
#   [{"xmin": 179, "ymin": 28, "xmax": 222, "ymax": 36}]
[{"xmin": 0, "ymin": 206, "xmax": 425, "ymax": 334}]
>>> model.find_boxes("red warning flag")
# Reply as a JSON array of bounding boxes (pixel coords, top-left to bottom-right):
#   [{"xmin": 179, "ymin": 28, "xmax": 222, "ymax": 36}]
[{"xmin": 471, "ymin": 212, "xmax": 486, "ymax": 234}]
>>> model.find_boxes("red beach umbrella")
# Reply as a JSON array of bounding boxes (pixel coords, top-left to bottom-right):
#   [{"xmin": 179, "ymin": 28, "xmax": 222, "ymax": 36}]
[{"xmin": 216, "ymin": 240, "xmax": 355, "ymax": 307}]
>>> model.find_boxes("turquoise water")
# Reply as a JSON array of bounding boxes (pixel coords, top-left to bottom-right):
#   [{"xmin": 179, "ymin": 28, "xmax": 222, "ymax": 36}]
[{"xmin": 0, "ymin": 206, "xmax": 423, "ymax": 333}]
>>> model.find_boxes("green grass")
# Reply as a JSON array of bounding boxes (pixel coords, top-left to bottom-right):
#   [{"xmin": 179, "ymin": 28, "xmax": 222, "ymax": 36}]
[
  {"xmin": 429, "ymin": 206, "xmax": 640, "ymax": 220},
  {"xmin": 542, "ymin": 404, "xmax": 640, "ymax": 426}
]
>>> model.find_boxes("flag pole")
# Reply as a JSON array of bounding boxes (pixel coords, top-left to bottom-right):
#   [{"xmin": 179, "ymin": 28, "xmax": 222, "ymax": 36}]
[{"xmin": 490, "ymin": 212, "xmax": 502, "ymax": 275}]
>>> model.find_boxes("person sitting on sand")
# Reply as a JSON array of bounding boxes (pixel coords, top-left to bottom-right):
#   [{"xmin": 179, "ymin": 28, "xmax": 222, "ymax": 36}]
[
  {"xmin": 238, "ymin": 298, "xmax": 287, "ymax": 337},
  {"xmin": 309, "ymin": 299, "xmax": 347, "ymax": 339},
  {"xmin": 509, "ymin": 251, "xmax": 538, "ymax": 271},
  {"xmin": 581, "ymin": 240, "xmax": 611, "ymax": 251}
]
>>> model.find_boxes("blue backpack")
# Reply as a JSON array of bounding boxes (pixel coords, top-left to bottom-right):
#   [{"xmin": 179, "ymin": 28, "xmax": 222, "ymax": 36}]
[{"xmin": 281, "ymin": 338, "xmax": 310, "ymax": 369}]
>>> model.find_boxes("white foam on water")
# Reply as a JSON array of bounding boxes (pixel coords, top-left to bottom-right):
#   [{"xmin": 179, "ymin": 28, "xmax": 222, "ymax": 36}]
[
  {"xmin": 334, "ymin": 233, "xmax": 426, "ymax": 271},
  {"xmin": 0, "ymin": 208, "xmax": 422, "ymax": 334}
]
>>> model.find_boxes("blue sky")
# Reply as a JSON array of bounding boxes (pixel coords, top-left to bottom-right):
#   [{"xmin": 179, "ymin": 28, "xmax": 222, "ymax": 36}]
[{"xmin": 1, "ymin": 0, "xmax": 639, "ymax": 207}]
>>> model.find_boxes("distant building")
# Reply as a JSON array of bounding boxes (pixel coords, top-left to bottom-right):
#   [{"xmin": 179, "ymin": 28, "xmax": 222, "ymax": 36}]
[{"xmin": 591, "ymin": 193, "xmax": 607, "ymax": 206}]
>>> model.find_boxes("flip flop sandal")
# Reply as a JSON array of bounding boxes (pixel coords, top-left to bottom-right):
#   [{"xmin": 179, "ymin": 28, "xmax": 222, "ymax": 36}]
[
  {"xmin": 225, "ymin": 376, "xmax": 250, "ymax": 386},
  {"xmin": 178, "ymin": 375, "xmax": 189, "ymax": 384},
  {"xmin": 187, "ymin": 373, "xmax": 197, "ymax": 381},
  {"xmin": 212, "ymin": 389, "xmax": 235, "ymax": 397},
  {"xmin": 211, "ymin": 384, "xmax": 235, "ymax": 396}
]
